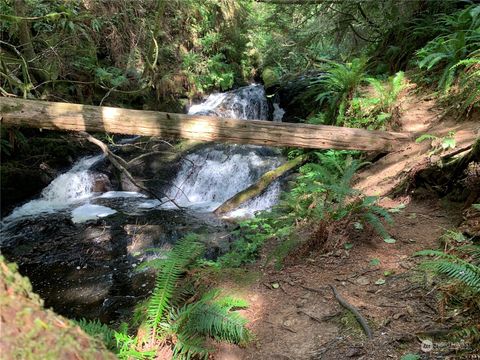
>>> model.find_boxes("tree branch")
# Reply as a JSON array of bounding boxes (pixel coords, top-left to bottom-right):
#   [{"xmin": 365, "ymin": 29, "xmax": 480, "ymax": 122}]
[{"xmin": 79, "ymin": 132, "xmax": 183, "ymax": 209}]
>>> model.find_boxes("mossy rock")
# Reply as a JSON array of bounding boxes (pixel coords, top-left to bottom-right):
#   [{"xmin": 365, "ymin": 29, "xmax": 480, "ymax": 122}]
[
  {"xmin": 0, "ymin": 256, "xmax": 116, "ymax": 360},
  {"xmin": 262, "ymin": 67, "xmax": 280, "ymax": 88}
]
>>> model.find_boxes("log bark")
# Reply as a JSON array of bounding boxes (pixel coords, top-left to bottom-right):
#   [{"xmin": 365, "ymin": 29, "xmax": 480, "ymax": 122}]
[
  {"xmin": 214, "ymin": 155, "xmax": 308, "ymax": 215},
  {"xmin": 0, "ymin": 98, "xmax": 412, "ymax": 151}
]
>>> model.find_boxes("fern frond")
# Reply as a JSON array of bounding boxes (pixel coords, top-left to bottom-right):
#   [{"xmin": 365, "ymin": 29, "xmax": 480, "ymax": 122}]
[
  {"xmin": 425, "ymin": 260, "xmax": 480, "ymax": 293},
  {"xmin": 146, "ymin": 235, "xmax": 205, "ymax": 337},
  {"xmin": 416, "ymin": 249, "xmax": 480, "ymax": 293},
  {"xmin": 214, "ymin": 295, "xmax": 249, "ymax": 311},
  {"xmin": 173, "ymin": 333, "xmax": 210, "ymax": 360},
  {"xmin": 450, "ymin": 324, "xmax": 480, "ymax": 343},
  {"xmin": 174, "ymin": 291, "xmax": 250, "ymax": 345},
  {"xmin": 187, "ymin": 302, "xmax": 250, "ymax": 343},
  {"xmin": 362, "ymin": 211, "xmax": 390, "ymax": 239},
  {"xmin": 74, "ymin": 318, "xmax": 116, "ymax": 350}
]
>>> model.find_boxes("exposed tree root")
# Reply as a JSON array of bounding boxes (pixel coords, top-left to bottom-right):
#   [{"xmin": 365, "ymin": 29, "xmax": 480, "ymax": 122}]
[{"xmin": 329, "ymin": 284, "xmax": 373, "ymax": 339}]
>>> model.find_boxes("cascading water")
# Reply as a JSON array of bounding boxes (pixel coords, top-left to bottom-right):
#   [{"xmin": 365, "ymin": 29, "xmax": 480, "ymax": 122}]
[
  {"xmin": 164, "ymin": 84, "xmax": 284, "ymax": 216},
  {"xmin": 0, "ymin": 84, "xmax": 287, "ymax": 322},
  {"xmin": 187, "ymin": 84, "xmax": 270, "ymax": 120},
  {"xmin": 3, "ymin": 155, "xmax": 104, "ymax": 221},
  {"xmin": 3, "ymin": 84, "xmax": 284, "ymax": 224}
]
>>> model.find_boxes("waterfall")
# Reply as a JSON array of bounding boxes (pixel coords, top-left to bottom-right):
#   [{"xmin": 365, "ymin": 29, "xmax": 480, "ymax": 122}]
[
  {"xmin": 165, "ymin": 84, "xmax": 284, "ymax": 216},
  {"xmin": 4, "ymin": 155, "xmax": 104, "ymax": 221},
  {"xmin": 4, "ymin": 84, "xmax": 285, "ymax": 223},
  {"xmin": 187, "ymin": 84, "xmax": 269, "ymax": 120}
]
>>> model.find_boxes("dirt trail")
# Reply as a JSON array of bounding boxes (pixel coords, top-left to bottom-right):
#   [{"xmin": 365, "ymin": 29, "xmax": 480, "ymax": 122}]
[
  {"xmin": 215, "ymin": 198, "xmax": 461, "ymax": 360},
  {"xmin": 213, "ymin": 90, "xmax": 479, "ymax": 360},
  {"xmin": 354, "ymin": 91, "xmax": 479, "ymax": 198}
]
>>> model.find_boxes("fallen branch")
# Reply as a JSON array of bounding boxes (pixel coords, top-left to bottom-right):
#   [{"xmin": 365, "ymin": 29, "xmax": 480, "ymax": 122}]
[
  {"xmin": 79, "ymin": 132, "xmax": 182, "ymax": 209},
  {"xmin": 214, "ymin": 154, "xmax": 308, "ymax": 214},
  {"xmin": 329, "ymin": 285, "xmax": 373, "ymax": 339}
]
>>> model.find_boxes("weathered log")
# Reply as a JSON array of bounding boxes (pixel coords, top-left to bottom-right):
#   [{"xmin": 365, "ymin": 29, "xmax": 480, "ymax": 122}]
[
  {"xmin": 0, "ymin": 98, "xmax": 412, "ymax": 151},
  {"xmin": 214, "ymin": 155, "xmax": 308, "ymax": 215}
]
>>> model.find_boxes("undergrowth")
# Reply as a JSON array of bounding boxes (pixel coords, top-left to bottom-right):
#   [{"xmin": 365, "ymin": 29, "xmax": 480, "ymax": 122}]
[
  {"xmin": 219, "ymin": 150, "xmax": 393, "ymax": 269},
  {"xmin": 76, "ymin": 234, "xmax": 250, "ymax": 359},
  {"xmin": 415, "ymin": 226, "xmax": 480, "ymax": 353},
  {"xmin": 416, "ymin": 4, "xmax": 480, "ymax": 114}
]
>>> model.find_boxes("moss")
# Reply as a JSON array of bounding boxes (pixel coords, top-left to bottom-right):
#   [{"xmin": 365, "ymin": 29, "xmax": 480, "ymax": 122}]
[
  {"xmin": 0, "ymin": 256, "xmax": 116, "ymax": 359},
  {"xmin": 1, "ymin": 102, "xmax": 23, "ymax": 114},
  {"xmin": 339, "ymin": 310, "xmax": 365, "ymax": 339}
]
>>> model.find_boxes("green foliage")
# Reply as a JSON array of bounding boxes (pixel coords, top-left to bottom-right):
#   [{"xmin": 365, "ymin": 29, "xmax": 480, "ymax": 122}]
[
  {"xmin": 137, "ymin": 234, "xmax": 250, "ymax": 359},
  {"xmin": 75, "ymin": 235, "xmax": 250, "ymax": 359},
  {"xmin": 218, "ymin": 215, "xmax": 274, "ymax": 267},
  {"xmin": 74, "ymin": 319, "xmax": 116, "ymax": 351},
  {"xmin": 448, "ymin": 52, "xmax": 480, "ymax": 113},
  {"xmin": 345, "ymin": 71, "xmax": 406, "ymax": 129},
  {"xmin": 400, "ymin": 354, "xmax": 420, "ymax": 360},
  {"xmin": 166, "ymin": 290, "xmax": 249, "ymax": 359},
  {"xmin": 0, "ymin": 0, "xmax": 254, "ymax": 104},
  {"xmin": 305, "ymin": 58, "xmax": 368, "ymax": 125},
  {"xmin": 219, "ymin": 150, "xmax": 392, "ymax": 269},
  {"xmin": 145, "ymin": 234, "xmax": 205, "ymax": 336},
  {"xmin": 415, "ymin": 131, "xmax": 456, "ymax": 155},
  {"xmin": 416, "ymin": 238, "xmax": 480, "ymax": 349},
  {"xmin": 416, "ymin": 5, "xmax": 480, "ymax": 95},
  {"xmin": 280, "ymin": 151, "xmax": 391, "ymax": 229},
  {"xmin": 415, "ymin": 248, "xmax": 480, "ymax": 293}
]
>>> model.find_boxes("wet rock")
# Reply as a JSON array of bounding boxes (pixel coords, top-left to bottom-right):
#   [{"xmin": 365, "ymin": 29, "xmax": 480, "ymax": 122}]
[
  {"xmin": 0, "ymin": 208, "xmax": 231, "ymax": 321},
  {"xmin": 92, "ymin": 173, "xmax": 112, "ymax": 192}
]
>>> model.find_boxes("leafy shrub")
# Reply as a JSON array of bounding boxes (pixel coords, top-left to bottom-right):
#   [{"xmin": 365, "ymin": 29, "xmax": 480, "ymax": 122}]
[
  {"xmin": 416, "ymin": 5, "xmax": 480, "ymax": 93},
  {"xmin": 415, "ymin": 240, "xmax": 480, "ymax": 349},
  {"xmin": 139, "ymin": 234, "xmax": 249, "ymax": 359},
  {"xmin": 219, "ymin": 216, "xmax": 274, "ymax": 267},
  {"xmin": 310, "ymin": 58, "xmax": 368, "ymax": 125},
  {"xmin": 416, "ymin": 246, "xmax": 480, "ymax": 294},
  {"xmin": 344, "ymin": 71, "xmax": 406, "ymax": 129},
  {"xmin": 448, "ymin": 53, "xmax": 480, "ymax": 114},
  {"xmin": 220, "ymin": 151, "xmax": 393, "ymax": 268}
]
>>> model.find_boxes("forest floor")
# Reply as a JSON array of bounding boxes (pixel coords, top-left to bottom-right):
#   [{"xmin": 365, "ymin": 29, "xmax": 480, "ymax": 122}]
[{"xmin": 213, "ymin": 90, "xmax": 480, "ymax": 360}]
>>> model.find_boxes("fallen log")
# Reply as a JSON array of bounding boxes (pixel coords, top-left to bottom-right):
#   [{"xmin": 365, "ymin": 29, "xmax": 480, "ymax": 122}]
[
  {"xmin": 214, "ymin": 154, "xmax": 307, "ymax": 215},
  {"xmin": 0, "ymin": 98, "xmax": 412, "ymax": 151}
]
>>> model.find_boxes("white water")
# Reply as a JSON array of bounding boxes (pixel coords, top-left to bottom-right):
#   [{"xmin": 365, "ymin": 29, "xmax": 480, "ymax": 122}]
[
  {"xmin": 188, "ymin": 84, "xmax": 269, "ymax": 120},
  {"xmin": 4, "ymin": 155, "xmax": 104, "ymax": 221},
  {"xmin": 71, "ymin": 204, "xmax": 117, "ymax": 223},
  {"xmin": 4, "ymin": 84, "xmax": 286, "ymax": 223},
  {"xmin": 165, "ymin": 145, "xmax": 282, "ymax": 213},
  {"xmin": 165, "ymin": 84, "xmax": 284, "ymax": 216},
  {"xmin": 3, "ymin": 157, "xmax": 150, "ymax": 223}
]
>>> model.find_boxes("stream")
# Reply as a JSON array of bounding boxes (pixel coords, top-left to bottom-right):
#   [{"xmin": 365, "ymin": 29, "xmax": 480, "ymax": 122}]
[{"xmin": 0, "ymin": 84, "xmax": 286, "ymax": 321}]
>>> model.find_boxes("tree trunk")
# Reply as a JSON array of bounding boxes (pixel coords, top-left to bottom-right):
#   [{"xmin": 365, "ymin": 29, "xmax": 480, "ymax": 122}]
[{"xmin": 0, "ymin": 98, "xmax": 412, "ymax": 151}]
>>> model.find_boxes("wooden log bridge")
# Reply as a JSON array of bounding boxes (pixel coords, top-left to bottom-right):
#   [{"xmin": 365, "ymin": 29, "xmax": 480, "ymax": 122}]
[{"xmin": 0, "ymin": 98, "xmax": 412, "ymax": 151}]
